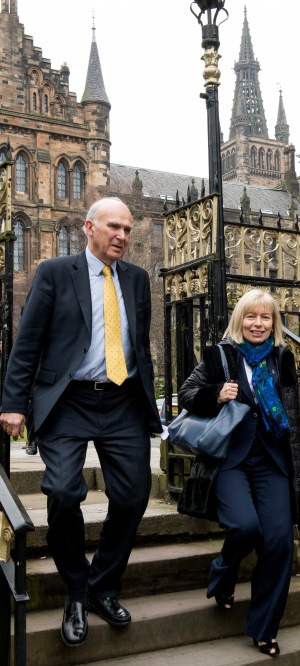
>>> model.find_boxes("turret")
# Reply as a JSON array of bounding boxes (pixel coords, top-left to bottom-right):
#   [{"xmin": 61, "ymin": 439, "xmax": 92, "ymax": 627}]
[{"xmin": 275, "ymin": 89, "xmax": 289, "ymax": 145}]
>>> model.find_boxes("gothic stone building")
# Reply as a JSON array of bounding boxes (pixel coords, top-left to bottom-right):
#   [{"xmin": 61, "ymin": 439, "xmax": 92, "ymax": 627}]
[{"xmin": 0, "ymin": 2, "xmax": 299, "ymax": 382}]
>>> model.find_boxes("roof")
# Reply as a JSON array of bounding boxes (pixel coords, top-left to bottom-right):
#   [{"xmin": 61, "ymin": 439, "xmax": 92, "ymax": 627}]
[
  {"xmin": 110, "ymin": 163, "xmax": 297, "ymax": 216},
  {"xmin": 81, "ymin": 28, "xmax": 110, "ymax": 105}
]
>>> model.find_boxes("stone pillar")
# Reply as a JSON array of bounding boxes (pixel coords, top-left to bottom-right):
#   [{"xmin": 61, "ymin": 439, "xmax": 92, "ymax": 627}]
[
  {"xmin": 1, "ymin": 0, "xmax": 9, "ymax": 13},
  {"xmin": 10, "ymin": 0, "xmax": 18, "ymax": 14}
]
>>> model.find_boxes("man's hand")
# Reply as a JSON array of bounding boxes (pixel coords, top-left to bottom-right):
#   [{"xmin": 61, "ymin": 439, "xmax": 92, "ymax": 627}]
[{"xmin": 0, "ymin": 413, "xmax": 26, "ymax": 440}]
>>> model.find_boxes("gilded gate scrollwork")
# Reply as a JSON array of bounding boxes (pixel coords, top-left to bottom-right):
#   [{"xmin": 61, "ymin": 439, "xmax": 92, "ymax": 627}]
[{"xmin": 164, "ymin": 198, "xmax": 300, "ymax": 374}]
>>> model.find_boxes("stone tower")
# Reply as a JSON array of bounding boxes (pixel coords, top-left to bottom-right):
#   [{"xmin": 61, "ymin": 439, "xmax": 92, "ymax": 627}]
[
  {"xmin": 81, "ymin": 18, "xmax": 111, "ymax": 196},
  {"xmin": 0, "ymin": 3, "xmax": 111, "ymax": 326},
  {"xmin": 221, "ymin": 6, "xmax": 298, "ymax": 195}
]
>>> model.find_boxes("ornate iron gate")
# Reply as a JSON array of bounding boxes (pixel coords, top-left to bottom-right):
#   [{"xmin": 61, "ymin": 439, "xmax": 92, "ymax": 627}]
[{"xmin": 162, "ymin": 196, "xmax": 300, "ymax": 494}]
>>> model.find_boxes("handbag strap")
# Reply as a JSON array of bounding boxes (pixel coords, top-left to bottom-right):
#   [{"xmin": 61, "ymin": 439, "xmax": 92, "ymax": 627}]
[{"xmin": 217, "ymin": 344, "xmax": 231, "ymax": 382}]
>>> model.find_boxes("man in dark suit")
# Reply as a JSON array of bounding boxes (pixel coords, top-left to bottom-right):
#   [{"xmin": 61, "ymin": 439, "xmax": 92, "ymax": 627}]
[{"xmin": 0, "ymin": 197, "xmax": 162, "ymax": 646}]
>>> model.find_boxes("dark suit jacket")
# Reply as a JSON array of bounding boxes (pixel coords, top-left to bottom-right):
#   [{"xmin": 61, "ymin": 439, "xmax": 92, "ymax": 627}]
[{"xmin": 1, "ymin": 250, "xmax": 162, "ymax": 435}]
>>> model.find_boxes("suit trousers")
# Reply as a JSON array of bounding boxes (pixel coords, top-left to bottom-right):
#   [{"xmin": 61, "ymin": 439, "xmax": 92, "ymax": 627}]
[
  {"xmin": 206, "ymin": 441, "xmax": 294, "ymax": 641},
  {"xmin": 36, "ymin": 379, "xmax": 151, "ymax": 601}
]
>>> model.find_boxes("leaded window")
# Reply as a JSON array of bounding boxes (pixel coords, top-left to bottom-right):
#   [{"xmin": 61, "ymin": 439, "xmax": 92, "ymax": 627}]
[
  {"xmin": 13, "ymin": 220, "xmax": 24, "ymax": 271},
  {"xmin": 58, "ymin": 226, "xmax": 68, "ymax": 255},
  {"xmin": 70, "ymin": 228, "xmax": 81, "ymax": 254},
  {"xmin": 57, "ymin": 162, "xmax": 67, "ymax": 199},
  {"xmin": 73, "ymin": 164, "xmax": 82, "ymax": 200},
  {"xmin": 58, "ymin": 226, "xmax": 81, "ymax": 256},
  {"xmin": 16, "ymin": 154, "xmax": 27, "ymax": 192}
]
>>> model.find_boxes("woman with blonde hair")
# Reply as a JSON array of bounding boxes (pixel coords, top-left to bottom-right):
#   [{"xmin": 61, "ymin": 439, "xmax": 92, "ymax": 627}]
[{"xmin": 179, "ymin": 288, "xmax": 300, "ymax": 657}]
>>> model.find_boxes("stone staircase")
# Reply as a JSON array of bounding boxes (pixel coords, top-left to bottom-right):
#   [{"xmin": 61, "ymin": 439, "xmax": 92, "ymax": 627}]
[{"xmin": 9, "ymin": 441, "xmax": 300, "ymax": 665}]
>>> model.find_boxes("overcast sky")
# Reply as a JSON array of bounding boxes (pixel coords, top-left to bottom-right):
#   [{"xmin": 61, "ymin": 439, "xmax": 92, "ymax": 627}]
[{"xmin": 17, "ymin": 0, "xmax": 300, "ymax": 179}]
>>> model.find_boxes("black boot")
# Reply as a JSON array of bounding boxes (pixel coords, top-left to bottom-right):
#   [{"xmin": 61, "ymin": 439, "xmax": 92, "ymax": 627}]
[{"xmin": 26, "ymin": 440, "xmax": 38, "ymax": 455}]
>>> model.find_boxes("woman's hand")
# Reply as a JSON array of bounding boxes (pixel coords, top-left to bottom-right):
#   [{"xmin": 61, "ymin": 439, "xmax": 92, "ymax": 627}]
[{"xmin": 217, "ymin": 380, "xmax": 238, "ymax": 404}]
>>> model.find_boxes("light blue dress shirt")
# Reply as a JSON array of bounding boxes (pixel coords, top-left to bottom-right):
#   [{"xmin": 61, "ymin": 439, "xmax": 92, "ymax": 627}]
[{"xmin": 73, "ymin": 247, "xmax": 137, "ymax": 381}]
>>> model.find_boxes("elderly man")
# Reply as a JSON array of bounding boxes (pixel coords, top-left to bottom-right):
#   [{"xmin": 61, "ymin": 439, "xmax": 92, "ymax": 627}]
[{"xmin": 0, "ymin": 197, "xmax": 162, "ymax": 646}]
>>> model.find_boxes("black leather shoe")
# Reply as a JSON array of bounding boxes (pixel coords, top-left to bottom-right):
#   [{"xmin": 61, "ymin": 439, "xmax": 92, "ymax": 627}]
[
  {"xmin": 61, "ymin": 601, "xmax": 88, "ymax": 646},
  {"xmin": 88, "ymin": 595, "xmax": 131, "ymax": 627},
  {"xmin": 26, "ymin": 440, "xmax": 38, "ymax": 455}
]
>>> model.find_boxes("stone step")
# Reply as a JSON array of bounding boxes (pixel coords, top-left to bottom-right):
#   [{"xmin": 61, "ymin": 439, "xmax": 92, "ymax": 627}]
[
  {"xmin": 10, "ymin": 465, "xmax": 166, "ymax": 499},
  {"xmin": 9, "ymin": 439, "xmax": 165, "ymax": 497},
  {"xmin": 26, "ymin": 540, "xmax": 258, "ymax": 611},
  {"xmin": 20, "ymin": 491, "xmax": 224, "ymax": 554},
  {"xmin": 12, "ymin": 579, "xmax": 300, "ymax": 666},
  {"xmin": 78, "ymin": 626, "xmax": 300, "ymax": 666}
]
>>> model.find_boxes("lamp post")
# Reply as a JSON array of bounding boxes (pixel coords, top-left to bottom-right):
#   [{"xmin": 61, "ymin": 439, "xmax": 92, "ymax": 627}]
[{"xmin": 190, "ymin": 0, "xmax": 228, "ymax": 341}]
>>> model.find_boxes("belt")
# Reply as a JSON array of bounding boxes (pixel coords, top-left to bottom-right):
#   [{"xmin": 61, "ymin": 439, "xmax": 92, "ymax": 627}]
[{"xmin": 69, "ymin": 379, "xmax": 135, "ymax": 391}]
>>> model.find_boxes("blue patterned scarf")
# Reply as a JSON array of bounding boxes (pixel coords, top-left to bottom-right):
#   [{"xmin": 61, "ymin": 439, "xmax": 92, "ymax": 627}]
[{"xmin": 236, "ymin": 337, "xmax": 289, "ymax": 437}]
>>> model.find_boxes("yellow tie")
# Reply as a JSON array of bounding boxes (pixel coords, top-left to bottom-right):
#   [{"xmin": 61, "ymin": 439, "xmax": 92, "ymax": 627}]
[{"xmin": 102, "ymin": 265, "xmax": 128, "ymax": 386}]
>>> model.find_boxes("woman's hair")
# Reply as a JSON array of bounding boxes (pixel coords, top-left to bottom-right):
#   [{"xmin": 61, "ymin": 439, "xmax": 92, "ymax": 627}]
[{"xmin": 224, "ymin": 289, "xmax": 284, "ymax": 346}]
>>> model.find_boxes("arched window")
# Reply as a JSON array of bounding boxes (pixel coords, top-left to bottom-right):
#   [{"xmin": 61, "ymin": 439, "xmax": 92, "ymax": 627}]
[
  {"xmin": 0, "ymin": 149, "xmax": 6, "ymax": 163},
  {"xmin": 274, "ymin": 150, "xmax": 280, "ymax": 172},
  {"xmin": 258, "ymin": 148, "xmax": 264, "ymax": 170},
  {"xmin": 73, "ymin": 164, "xmax": 82, "ymax": 200},
  {"xmin": 226, "ymin": 151, "xmax": 230, "ymax": 172},
  {"xmin": 58, "ymin": 225, "xmax": 81, "ymax": 256},
  {"xmin": 57, "ymin": 162, "xmax": 67, "ymax": 199},
  {"xmin": 58, "ymin": 226, "xmax": 68, "ymax": 255},
  {"xmin": 32, "ymin": 92, "xmax": 37, "ymax": 111},
  {"xmin": 251, "ymin": 146, "xmax": 257, "ymax": 168},
  {"xmin": 266, "ymin": 149, "xmax": 272, "ymax": 171},
  {"xmin": 230, "ymin": 150, "xmax": 235, "ymax": 170},
  {"xmin": 13, "ymin": 220, "xmax": 24, "ymax": 271},
  {"xmin": 44, "ymin": 94, "xmax": 49, "ymax": 113},
  {"xmin": 16, "ymin": 153, "xmax": 27, "ymax": 192}
]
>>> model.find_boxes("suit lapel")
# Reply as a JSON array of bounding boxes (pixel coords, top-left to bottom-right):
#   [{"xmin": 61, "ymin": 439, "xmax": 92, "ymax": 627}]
[
  {"xmin": 117, "ymin": 261, "xmax": 136, "ymax": 345},
  {"xmin": 71, "ymin": 251, "xmax": 92, "ymax": 334}
]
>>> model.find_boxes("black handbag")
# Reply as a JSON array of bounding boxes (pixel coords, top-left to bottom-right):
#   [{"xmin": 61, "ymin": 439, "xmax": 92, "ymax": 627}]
[
  {"xmin": 168, "ymin": 345, "xmax": 250, "ymax": 460},
  {"xmin": 177, "ymin": 462, "xmax": 213, "ymax": 518}
]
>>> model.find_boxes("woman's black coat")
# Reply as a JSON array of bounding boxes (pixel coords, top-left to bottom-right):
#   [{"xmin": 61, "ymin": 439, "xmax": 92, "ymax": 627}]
[{"xmin": 178, "ymin": 338, "xmax": 300, "ymax": 527}]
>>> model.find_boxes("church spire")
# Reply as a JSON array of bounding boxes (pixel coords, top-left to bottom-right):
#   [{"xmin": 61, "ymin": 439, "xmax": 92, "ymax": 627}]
[
  {"xmin": 275, "ymin": 88, "xmax": 289, "ymax": 144},
  {"xmin": 229, "ymin": 6, "xmax": 268, "ymax": 140},
  {"xmin": 81, "ymin": 15, "xmax": 110, "ymax": 105}
]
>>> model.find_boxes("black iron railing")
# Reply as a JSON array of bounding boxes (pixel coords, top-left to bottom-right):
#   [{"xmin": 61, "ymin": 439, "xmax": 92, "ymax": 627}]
[{"xmin": 0, "ymin": 463, "xmax": 35, "ymax": 666}]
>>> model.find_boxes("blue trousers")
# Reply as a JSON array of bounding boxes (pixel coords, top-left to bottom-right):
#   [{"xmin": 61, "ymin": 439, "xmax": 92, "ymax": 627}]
[
  {"xmin": 207, "ymin": 445, "xmax": 294, "ymax": 641},
  {"xmin": 36, "ymin": 379, "xmax": 151, "ymax": 602}
]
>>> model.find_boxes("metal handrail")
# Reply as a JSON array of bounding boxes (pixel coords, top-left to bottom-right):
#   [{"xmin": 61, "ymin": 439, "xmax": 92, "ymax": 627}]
[{"xmin": 0, "ymin": 463, "xmax": 35, "ymax": 666}]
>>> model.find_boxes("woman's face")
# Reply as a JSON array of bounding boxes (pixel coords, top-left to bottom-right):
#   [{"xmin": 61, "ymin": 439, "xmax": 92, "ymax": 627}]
[{"xmin": 242, "ymin": 307, "xmax": 273, "ymax": 345}]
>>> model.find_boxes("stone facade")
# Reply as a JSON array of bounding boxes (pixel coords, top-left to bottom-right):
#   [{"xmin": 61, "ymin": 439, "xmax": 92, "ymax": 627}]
[{"xmin": 0, "ymin": 3, "xmax": 299, "ymax": 385}]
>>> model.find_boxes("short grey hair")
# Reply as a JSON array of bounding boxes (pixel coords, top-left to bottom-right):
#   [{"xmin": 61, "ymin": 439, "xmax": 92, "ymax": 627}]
[{"xmin": 87, "ymin": 197, "xmax": 127, "ymax": 222}]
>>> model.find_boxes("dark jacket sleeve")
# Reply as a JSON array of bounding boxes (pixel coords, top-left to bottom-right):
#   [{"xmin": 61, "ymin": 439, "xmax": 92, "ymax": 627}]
[
  {"xmin": 179, "ymin": 342, "xmax": 241, "ymax": 418},
  {"xmin": 179, "ymin": 357, "xmax": 224, "ymax": 418},
  {"xmin": 0, "ymin": 260, "xmax": 55, "ymax": 414}
]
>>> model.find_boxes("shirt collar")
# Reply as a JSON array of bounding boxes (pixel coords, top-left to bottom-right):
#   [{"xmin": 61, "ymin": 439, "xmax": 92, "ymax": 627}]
[{"xmin": 85, "ymin": 247, "xmax": 117, "ymax": 276}]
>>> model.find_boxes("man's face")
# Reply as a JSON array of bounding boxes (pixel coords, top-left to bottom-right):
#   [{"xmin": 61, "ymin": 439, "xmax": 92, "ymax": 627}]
[{"xmin": 85, "ymin": 201, "xmax": 132, "ymax": 265}]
